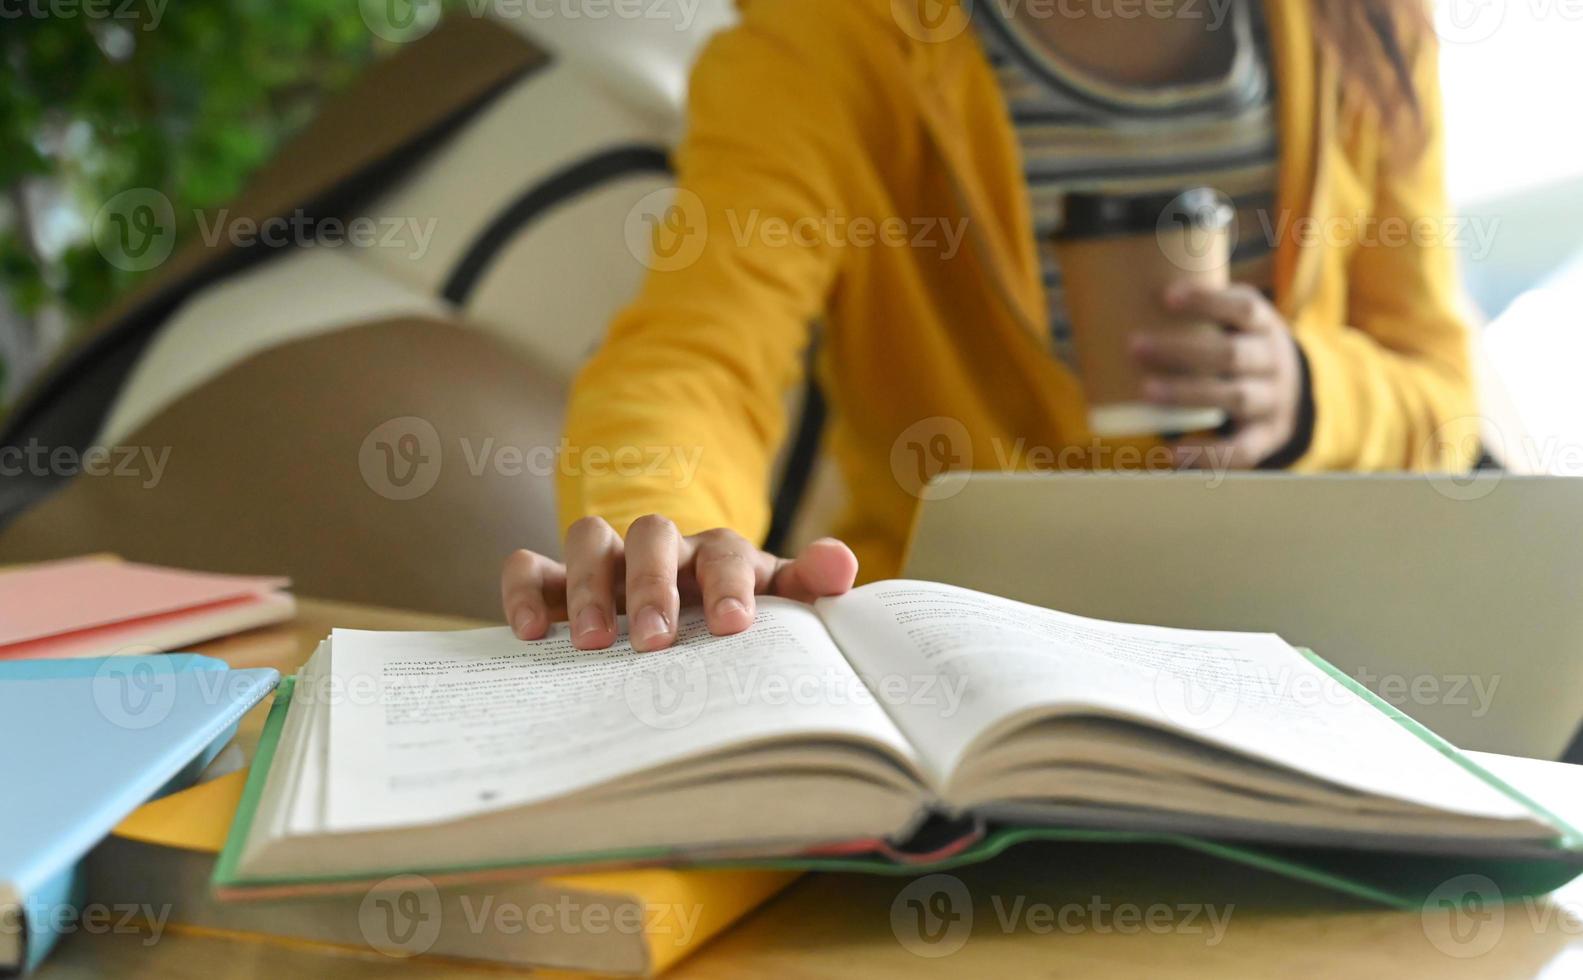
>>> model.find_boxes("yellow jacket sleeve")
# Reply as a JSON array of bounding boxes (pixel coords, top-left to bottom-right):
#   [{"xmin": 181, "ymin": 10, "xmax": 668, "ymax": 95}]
[
  {"xmin": 1295, "ymin": 33, "xmax": 1480, "ymax": 471},
  {"xmin": 556, "ymin": 4, "xmax": 872, "ymax": 540}
]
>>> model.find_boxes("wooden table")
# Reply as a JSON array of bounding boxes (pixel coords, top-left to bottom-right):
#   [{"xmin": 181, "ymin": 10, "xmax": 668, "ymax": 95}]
[{"xmin": 36, "ymin": 600, "xmax": 1583, "ymax": 978}]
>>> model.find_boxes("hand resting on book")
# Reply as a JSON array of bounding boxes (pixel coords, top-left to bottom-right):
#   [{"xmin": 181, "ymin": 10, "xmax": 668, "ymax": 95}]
[{"xmin": 501, "ymin": 516, "xmax": 858, "ymax": 653}]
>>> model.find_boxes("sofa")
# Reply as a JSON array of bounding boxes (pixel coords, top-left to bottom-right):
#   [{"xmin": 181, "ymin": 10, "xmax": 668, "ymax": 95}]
[{"xmin": 0, "ymin": 11, "xmax": 846, "ymax": 620}]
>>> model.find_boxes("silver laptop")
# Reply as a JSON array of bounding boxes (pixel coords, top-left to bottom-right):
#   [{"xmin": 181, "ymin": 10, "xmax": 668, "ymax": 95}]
[{"xmin": 903, "ymin": 472, "xmax": 1583, "ymax": 759}]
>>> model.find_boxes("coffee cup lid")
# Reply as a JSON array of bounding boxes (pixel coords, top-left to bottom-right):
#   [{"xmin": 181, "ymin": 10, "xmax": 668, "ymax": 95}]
[{"xmin": 1058, "ymin": 188, "xmax": 1233, "ymax": 240}]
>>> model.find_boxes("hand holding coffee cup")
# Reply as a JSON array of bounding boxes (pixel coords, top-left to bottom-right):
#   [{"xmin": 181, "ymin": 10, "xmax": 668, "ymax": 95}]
[{"xmin": 1054, "ymin": 188, "xmax": 1304, "ymax": 466}]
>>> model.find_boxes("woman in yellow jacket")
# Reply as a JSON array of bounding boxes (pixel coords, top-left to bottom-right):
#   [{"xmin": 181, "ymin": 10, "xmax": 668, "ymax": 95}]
[{"xmin": 502, "ymin": 0, "xmax": 1476, "ymax": 652}]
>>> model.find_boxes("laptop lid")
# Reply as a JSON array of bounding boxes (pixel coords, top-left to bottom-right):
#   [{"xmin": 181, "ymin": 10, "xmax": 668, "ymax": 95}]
[{"xmin": 902, "ymin": 472, "xmax": 1583, "ymax": 758}]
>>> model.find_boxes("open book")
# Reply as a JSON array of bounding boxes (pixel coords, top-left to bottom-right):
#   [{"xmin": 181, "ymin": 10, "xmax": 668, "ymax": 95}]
[{"xmin": 216, "ymin": 581, "xmax": 1583, "ymax": 904}]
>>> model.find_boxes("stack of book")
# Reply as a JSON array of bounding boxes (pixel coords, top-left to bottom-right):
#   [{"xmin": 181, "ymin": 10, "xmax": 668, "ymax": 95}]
[
  {"xmin": 0, "ymin": 556, "xmax": 294, "ymax": 661},
  {"xmin": 15, "ymin": 568, "xmax": 1583, "ymax": 975},
  {"xmin": 0, "ymin": 556, "xmax": 293, "ymax": 974},
  {"xmin": 0, "ymin": 655, "xmax": 279, "ymax": 973}
]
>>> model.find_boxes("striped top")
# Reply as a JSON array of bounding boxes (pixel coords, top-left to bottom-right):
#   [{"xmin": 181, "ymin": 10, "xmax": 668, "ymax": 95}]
[{"xmin": 972, "ymin": 2, "xmax": 1280, "ymax": 367}]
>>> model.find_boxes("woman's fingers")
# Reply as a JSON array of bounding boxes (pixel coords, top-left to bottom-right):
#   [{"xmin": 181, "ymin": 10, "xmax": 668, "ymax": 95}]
[
  {"xmin": 1163, "ymin": 281, "xmax": 1278, "ymax": 334},
  {"xmin": 624, "ymin": 514, "xmax": 683, "ymax": 652},
  {"xmin": 500, "ymin": 549, "xmax": 566, "ymax": 640},
  {"xmin": 1131, "ymin": 329, "xmax": 1277, "ymax": 378},
  {"xmin": 770, "ymin": 538, "xmax": 860, "ymax": 603},
  {"xmin": 502, "ymin": 516, "xmax": 859, "ymax": 652},
  {"xmin": 565, "ymin": 516, "xmax": 623, "ymax": 650},
  {"xmin": 690, "ymin": 528, "xmax": 763, "ymax": 636},
  {"xmin": 1144, "ymin": 375, "xmax": 1278, "ymax": 423}
]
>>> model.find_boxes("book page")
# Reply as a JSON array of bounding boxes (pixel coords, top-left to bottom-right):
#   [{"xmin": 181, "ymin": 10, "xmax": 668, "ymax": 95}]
[
  {"xmin": 322, "ymin": 599, "xmax": 918, "ymax": 832},
  {"xmin": 816, "ymin": 581, "xmax": 1531, "ymax": 819}
]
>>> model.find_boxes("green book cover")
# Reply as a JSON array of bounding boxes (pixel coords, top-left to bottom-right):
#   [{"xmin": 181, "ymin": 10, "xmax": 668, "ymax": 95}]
[{"xmin": 214, "ymin": 653, "xmax": 1583, "ymax": 909}]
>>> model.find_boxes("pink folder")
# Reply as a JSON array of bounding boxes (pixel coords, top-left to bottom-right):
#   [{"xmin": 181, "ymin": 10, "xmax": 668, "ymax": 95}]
[{"xmin": 0, "ymin": 557, "xmax": 294, "ymax": 659}]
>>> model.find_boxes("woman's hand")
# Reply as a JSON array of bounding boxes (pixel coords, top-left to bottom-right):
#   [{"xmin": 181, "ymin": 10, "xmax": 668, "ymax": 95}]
[
  {"xmin": 1130, "ymin": 281, "xmax": 1306, "ymax": 469},
  {"xmin": 501, "ymin": 517, "xmax": 859, "ymax": 652}
]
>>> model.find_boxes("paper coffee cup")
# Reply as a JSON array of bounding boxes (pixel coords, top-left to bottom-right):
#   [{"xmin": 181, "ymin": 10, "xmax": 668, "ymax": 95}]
[{"xmin": 1055, "ymin": 188, "xmax": 1235, "ymax": 438}]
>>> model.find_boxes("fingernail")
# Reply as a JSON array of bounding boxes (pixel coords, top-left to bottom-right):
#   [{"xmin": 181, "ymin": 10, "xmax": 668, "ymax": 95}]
[
  {"xmin": 511, "ymin": 608, "xmax": 535, "ymax": 638},
  {"xmin": 633, "ymin": 606, "xmax": 670, "ymax": 646},
  {"xmin": 574, "ymin": 606, "xmax": 607, "ymax": 640},
  {"xmin": 715, "ymin": 596, "xmax": 748, "ymax": 619}
]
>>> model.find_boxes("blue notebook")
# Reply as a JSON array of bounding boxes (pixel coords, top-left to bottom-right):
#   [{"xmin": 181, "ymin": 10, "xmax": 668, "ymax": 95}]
[{"xmin": 0, "ymin": 656, "xmax": 278, "ymax": 974}]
